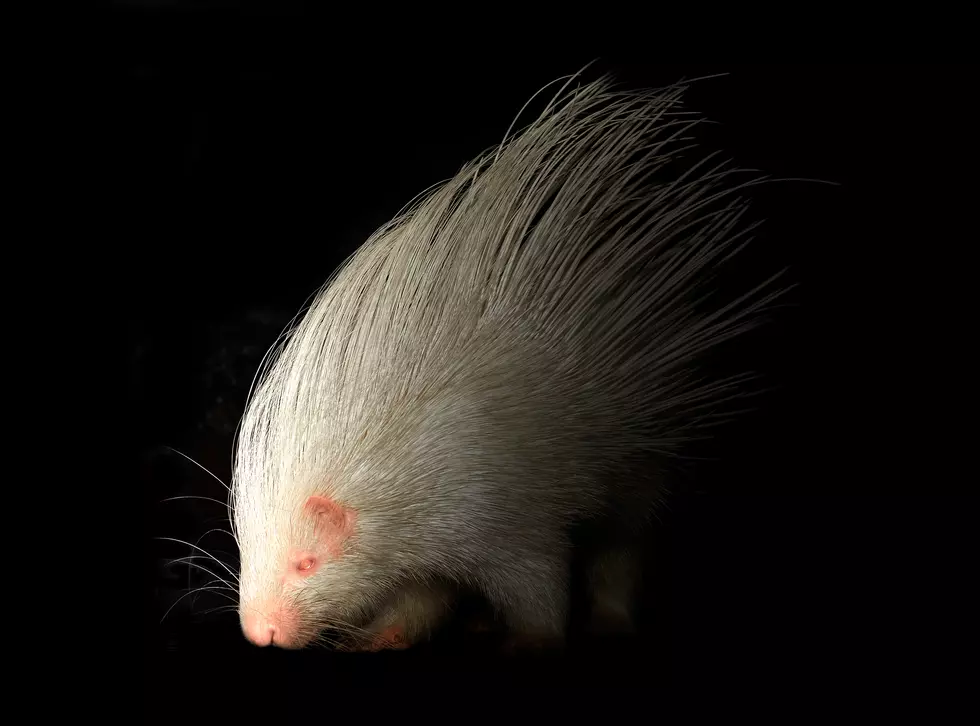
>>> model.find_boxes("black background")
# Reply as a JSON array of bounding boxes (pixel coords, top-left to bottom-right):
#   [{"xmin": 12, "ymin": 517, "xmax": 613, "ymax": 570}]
[{"xmin": 117, "ymin": 2, "xmax": 978, "ymax": 714}]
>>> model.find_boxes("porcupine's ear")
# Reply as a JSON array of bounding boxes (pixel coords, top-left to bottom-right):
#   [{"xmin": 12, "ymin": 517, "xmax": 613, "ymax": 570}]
[{"xmin": 304, "ymin": 495, "xmax": 357, "ymax": 555}]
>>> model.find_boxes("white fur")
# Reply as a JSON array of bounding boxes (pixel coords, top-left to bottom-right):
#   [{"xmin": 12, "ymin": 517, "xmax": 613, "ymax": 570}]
[{"xmin": 230, "ymin": 74, "xmax": 782, "ymax": 643}]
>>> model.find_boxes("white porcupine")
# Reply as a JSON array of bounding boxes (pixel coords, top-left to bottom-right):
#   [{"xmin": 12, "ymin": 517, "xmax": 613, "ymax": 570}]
[{"xmin": 230, "ymin": 74, "xmax": 783, "ymax": 650}]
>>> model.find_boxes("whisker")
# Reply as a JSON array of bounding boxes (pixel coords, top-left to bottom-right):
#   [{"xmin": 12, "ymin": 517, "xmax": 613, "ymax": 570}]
[
  {"xmin": 164, "ymin": 446, "xmax": 232, "ymax": 494},
  {"xmin": 160, "ymin": 495, "xmax": 232, "ymax": 509},
  {"xmin": 160, "ymin": 586, "xmax": 236, "ymax": 624},
  {"xmin": 165, "ymin": 557, "xmax": 241, "ymax": 587},
  {"xmin": 165, "ymin": 558, "xmax": 239, "ymax": 590},
  {"xmin": 200, "ymin": 605, "xmax": 240, "ymax": 617},
  {"xmin": 155, "ymin": 536, "xmax": 240, "ymax": 583}
]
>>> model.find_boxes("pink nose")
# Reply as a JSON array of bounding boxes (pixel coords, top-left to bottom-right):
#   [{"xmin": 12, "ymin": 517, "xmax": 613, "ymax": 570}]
[{"xmin": 242, "ymin": 610, "xmax": 277, "ymax": 647}]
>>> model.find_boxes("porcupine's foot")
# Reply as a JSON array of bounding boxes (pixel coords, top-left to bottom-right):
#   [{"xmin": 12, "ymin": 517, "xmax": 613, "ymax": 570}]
[{"xmin": 354, "ymin": 580, "xmax": 455, "ymax": 652}]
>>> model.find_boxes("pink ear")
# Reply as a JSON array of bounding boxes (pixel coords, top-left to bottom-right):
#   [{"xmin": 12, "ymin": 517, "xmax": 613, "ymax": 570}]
[{"xmin": 304, "ymin": 495, "xmax": 357, "ymax": 549}]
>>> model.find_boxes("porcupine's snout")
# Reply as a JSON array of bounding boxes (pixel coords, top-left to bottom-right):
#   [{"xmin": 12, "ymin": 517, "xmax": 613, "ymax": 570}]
[{"xmin": 240, "ymin": 599, "xmax": 304, "ymax": 648}]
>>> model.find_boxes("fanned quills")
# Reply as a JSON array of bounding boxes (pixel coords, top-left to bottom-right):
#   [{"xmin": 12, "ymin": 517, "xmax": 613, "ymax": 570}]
[{"xmin": 230, "ymin": 75, "xmax": 783, "ymax": 650}]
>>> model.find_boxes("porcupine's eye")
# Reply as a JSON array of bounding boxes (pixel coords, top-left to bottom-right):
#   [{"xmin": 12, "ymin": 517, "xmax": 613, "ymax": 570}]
[
  {"xmin": 286, "ymin": 546, "xmax": 321, "ymax": 578},
  {"xmin": 298, "ymin": 557, "xmax": 316, "ymax": 572}
]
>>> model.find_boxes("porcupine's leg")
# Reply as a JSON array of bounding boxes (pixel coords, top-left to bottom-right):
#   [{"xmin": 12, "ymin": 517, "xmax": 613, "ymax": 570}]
[
  {"xmin": 585, "ymin": 545, "xmax": 642, "ymax": 635},
  {"xmin": 479, "ymin": 548, "xmax": 571, "ymax": 651},
  {"xmin": 355, "ymin": 580, "xmax": 456, "ymax": 651}
]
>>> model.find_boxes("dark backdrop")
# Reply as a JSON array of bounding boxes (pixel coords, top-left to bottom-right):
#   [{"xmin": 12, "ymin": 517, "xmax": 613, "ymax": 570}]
[{"xmin": 117, "ymin": 3, "xmax": 978, "ymax": 713}]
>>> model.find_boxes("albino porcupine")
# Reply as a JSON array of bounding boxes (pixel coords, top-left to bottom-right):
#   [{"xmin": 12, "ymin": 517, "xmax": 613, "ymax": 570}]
[{"xmin": 230, "ymin": 74, "xmax": 784, "ymax": 651}]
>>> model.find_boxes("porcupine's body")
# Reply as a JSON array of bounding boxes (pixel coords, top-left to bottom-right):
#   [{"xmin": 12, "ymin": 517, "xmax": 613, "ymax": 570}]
[{"xmin": 231, "ymin": 75, "xmax": 781, "ymax": 650}]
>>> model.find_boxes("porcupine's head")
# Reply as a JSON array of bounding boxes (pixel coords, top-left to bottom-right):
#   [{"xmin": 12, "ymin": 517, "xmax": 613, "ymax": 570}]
[
  {"xmin": 227, "ymin": 207, "xmax": 477, "ymax": 650},
  {"xmin": 228, "ymin": 242, "xmax": 427, "ymax": 650}
]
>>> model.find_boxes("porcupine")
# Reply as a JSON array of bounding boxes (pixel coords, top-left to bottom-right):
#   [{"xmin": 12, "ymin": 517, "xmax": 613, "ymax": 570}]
[{"xmin": 230, "ymin": 73, "xmax": 784, "ymax": 651}]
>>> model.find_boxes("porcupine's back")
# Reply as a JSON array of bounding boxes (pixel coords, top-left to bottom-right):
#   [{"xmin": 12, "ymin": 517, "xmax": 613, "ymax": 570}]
[{"xmin": 231, "ymin": 76, "xmax": 781, "ymax": 568}]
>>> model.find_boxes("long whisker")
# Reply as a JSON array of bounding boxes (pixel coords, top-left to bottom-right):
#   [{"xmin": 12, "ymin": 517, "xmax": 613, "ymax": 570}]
[
  {"xmin": 200, "ymin": 605, "xmax": 240, "ymax": 617},
  {"xmin": 155, "ymin": 536, "xmax": 240, "ymax": 583},
  {"xmin": 160, "ymin": 495, "xmax": 232, "ymax": 509},
  {"xmin": 194, "ymin": 527, "xmax": 240, "ymax": 551},
  {"xmin": 164, "ymin": 446, "xmax": 232, "ymax": 494},
  {"xmin": 164, "ymin": 556, "xmax": 241, "ymax": 587},
  {"xmin": 160, "ymin": 586, "xmax": 237, "ymax": 624}
]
